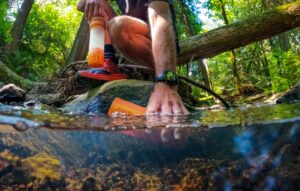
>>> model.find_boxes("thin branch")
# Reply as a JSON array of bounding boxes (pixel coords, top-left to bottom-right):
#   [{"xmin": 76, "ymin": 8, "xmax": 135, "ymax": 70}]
[
  {"xmin": 118, "ymin": 64, "xmax": 154, "ymax": 71},
  {"xmin": 178, "ymin": 75, "xmax": 230, "ymax": 108}
]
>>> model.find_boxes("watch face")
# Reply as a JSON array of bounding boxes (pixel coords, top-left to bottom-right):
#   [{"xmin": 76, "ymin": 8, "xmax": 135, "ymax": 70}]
[
  {"xmin": 156, "ymin": 70, "xmax": 179, "ymax": 86},
  {"xmin": 165, "ymin": 71, "xmax": 177, "ymax": 81}
]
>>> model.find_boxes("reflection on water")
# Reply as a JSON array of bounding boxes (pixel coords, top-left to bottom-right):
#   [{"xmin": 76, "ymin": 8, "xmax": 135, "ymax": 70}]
[{"xmin": 0, "ymin": 103, "xmax": 299, "ymax": 190}]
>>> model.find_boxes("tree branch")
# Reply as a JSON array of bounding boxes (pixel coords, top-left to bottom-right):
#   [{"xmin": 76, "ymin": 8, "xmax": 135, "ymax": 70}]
[{"xmin": 177, "ymin": 1, "xmax": 300, "ymax": 65}]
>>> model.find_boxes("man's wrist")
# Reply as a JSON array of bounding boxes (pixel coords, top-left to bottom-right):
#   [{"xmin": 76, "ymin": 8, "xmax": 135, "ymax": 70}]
[{"xmin": 155, "ymin": 70, "xmax": 179, "ymax": 86}]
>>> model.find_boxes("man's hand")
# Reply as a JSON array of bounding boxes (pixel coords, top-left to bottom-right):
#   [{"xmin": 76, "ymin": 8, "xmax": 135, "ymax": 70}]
[
  {"xmin": 84, "ymin": 0, "xmax": 109, "ymax": 21},
  {"xmin": 146, "ymin": 82, "xmax": 189, "ymax": 115}
]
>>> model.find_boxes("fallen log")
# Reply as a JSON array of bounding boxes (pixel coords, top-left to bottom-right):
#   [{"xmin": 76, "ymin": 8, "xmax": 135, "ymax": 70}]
[
  {"xmin": 177, "ymin": 1, "xmax": 300, "ymax": 65},
  {"xmin": 0, "ymin": 61, "xmax": 34, "ymax": 90}
]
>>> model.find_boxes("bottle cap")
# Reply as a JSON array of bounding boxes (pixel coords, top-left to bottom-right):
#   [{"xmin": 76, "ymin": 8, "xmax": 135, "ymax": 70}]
[{"xmin": 90, "ymin": 17, "xmax": 106, "ymax": 29}]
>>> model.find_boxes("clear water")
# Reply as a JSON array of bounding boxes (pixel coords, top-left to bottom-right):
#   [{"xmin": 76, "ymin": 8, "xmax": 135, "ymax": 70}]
[{"xmin": 0, "ymin": 103, "xmax": 300, "ymax": 190}]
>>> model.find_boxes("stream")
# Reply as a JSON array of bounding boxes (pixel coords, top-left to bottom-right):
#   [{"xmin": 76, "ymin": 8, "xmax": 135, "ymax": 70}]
[{"xmin": 0, "ymin": 102, "xmax": 299, "ymax": 190}]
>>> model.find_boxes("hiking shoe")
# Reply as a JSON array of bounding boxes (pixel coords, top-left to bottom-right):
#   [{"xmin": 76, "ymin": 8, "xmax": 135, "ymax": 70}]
[{"xmin": 76, "ymin": 59, "xmax": 128, "ymax": 87}]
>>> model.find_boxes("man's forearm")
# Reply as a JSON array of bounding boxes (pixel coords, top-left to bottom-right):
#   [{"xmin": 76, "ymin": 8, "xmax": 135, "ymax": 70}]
[{"xmin": 148, "ymin": 1, "xmax": 176, "ymax": 75}]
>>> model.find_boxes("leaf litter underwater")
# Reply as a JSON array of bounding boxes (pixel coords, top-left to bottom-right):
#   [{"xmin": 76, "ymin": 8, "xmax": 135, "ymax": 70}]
[{"xmin": 0, "ymin": 102, "xmax": 299, "ymax": 190}]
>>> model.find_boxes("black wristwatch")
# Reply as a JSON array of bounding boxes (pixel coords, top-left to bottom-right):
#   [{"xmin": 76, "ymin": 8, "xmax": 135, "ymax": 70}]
[{"xmin": 156, "ymin": 70, "xmax": 179, "ymax": 86}]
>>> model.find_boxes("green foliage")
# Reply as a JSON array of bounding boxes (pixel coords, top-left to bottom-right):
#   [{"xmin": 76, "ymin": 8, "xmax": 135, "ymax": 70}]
[
  {"xmin": 194, "ymin": 0, "xmax": 300, "ymax": 99},
  {"xmin": 174, "ymin": 0, "xmax": 204, "ymax": 39},
  {"xmin": 19, "ymin": 2, "xmax": 81, "ymax": 80},
  {"xmin": 1, "ymin": 0, "xmax": 81, "ymax": 80},
  {"xmin": 0, "ymin": 1, "xmax": 12, "ymax": 46},
  {"xmin": 267, "ymin": 48, "xmax": 300, "ymax": 92}
]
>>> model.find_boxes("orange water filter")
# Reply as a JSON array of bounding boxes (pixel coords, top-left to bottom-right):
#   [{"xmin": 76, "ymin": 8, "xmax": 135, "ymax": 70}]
[
  {"xmin": 88, "ymin": 17, "xmax": 105, "ymax": 68},
  {"xmin": 108, "ymin": 98, "xmax": 146, "ymax": 116}
]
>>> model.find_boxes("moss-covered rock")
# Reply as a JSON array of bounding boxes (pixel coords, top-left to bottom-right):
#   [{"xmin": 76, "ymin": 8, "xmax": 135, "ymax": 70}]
[
  {"xmin": 22, "ymin": 152, "xmax": 62, "ymax": 181},
  {"xmin": 62, "ymin": 79, "xmax": 154, "ymax": 114}
]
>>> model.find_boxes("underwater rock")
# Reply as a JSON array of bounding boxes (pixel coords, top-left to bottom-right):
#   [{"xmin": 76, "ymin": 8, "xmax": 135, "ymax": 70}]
[
  {"xmin": 132, "ymin": 171, "xmax": 162, "ymax": 191},
  {"xmin": 62, "ymin": 79, "xmax": 154, "ymax": 114},
  {"xmin": 80, "ymin": 177, "xmax": 104, "ymax": 191},
  {"xmin": 101, "ymin": 164, "xmax": 134, "ymax": 190},
  {"xmin": 0, "ymin": 151, "xmax": 30, "ymax": 186},
  {"xmin": 277, "ymin": 81, "xmax": 300, "ymax": 103},
  {"xmin": 173, "ymin": 169, "xmax": 205, "ymax": 191},
  {"xmin": 0, "ymin": 84, "xmax": 25, "ymax": 103},
  {"xmin": 0, "ymin": 160, "xmax": 13, "ymax": 177},
  {"xmin": 22, "ymin": 152, "xmax": 62, "ymax": 181},
  {"xmin": 159, "ymin": 168, "xmax": 180, "ymax": 186},
  {"xmin": 0, "ymin": 168, "xmax": 31, "ymax": 185},
  {"xmin": 0, "ymin": 150, "xmax": 67, "ymax": 190}
]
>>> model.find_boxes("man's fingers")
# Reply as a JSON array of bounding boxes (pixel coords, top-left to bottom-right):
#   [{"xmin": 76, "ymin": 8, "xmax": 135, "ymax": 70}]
[
  {"xmin": 146, "ymin": 99, "xmax": 161, "ymax": 115},
  {"xmin": 161, "ymin": 128, "xmax": 171, "ymax": 142},
  {"xmin": 99, "ymin": 7, "xmax": 109, "ymax": 18},
  {"xmin": 85, "ymin": 0, "xmax": 98, "ymax": 21},
  {"xmin": 146, "ymin": 83, "xmax": 189, "ymax": 116},
  {"xmin": 172, "ymin": 101, "xmax": 183, "ymax": 115},
  {"xmin": 174, "ymin": 128, "xmax": 183, "ymax": 140},
  {"xmin": 161, "ymin": 101, "xmax": 172, "ymax": 115}
]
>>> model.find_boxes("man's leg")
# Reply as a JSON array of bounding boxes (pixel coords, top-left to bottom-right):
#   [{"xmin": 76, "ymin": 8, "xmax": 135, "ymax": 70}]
[{"xmin": 107, "ymin": 16, "xmax": 155, "ymax": 69}]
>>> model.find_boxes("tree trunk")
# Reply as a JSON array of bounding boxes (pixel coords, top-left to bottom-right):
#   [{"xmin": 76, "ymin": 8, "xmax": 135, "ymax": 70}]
[
  {"xmin": 198, "ymin": 59, "xmax": 211, "ymax": 89},
  {"xmin": 260, "ymin": 42, "xmax": 271, "ymax": 79},
  {"xmin": 177, "ymin": 1, "xmax": 300, "ymax": 65},
  {"xmin": 66, "ymin": 17, "xmax": 89, "ymax": 65},
  {"xmin": 219, "ymin": 0, "xmax": 242, "ymax": 94},
  {"xmin": 278, "ymin": 32, "xmax": 291, "ymax": 52},
  {"xmin": 7, "ymin": 0, "xmax": 34, "ymax": 52}
]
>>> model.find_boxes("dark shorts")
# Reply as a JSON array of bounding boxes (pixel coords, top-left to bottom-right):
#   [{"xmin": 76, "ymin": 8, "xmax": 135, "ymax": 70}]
[{"xmin": 115, "ymin": 0, "xmax": 180, "ymax": 54}]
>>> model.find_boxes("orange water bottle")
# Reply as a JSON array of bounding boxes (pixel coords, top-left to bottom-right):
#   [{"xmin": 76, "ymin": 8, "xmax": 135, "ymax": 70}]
[
  {"xmin": 108, "ymin": 98, "xmax": 146, "ymax": 116},
  {"xmin": 88, "ymin": 17, "xmax": 105, "ymax": 68}
]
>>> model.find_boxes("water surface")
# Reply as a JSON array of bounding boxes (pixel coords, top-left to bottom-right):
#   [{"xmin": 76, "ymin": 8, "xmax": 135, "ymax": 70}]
[{"xmin": 0, "ymin": 103, "xmax": 299, "ymax": 190}]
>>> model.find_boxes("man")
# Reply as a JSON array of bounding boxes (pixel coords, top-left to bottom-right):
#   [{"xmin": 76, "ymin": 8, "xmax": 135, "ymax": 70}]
[{"xmin": 76, "ymin": 0, "xmax": 189, "ymax": 115}]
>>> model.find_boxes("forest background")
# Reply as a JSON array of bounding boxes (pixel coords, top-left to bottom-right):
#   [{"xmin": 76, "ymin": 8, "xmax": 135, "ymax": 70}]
[{"xmin": 0, "ymin": 0, "xmax": 300, "ymax": 105}]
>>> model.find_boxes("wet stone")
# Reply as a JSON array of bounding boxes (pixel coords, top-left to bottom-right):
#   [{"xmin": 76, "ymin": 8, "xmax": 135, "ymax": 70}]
[
  {"xmin": 277, "ymin": 80, "xmax": 300, "ymax": 103},
  {"xmin": 80, "ymin": 177, "xmax": 104, "ymax": 191},
  {"xmin": 0, "ymin": 84, "xmax": 25, "ymax": 103},
  {"xmin": 0, "ymin": 160, "xmax": 13, "ymax": 177},
  {"xmin": 0, "ymin": 168, "xmax": 30, "ymax": 185},
  {"xmin": 13, "ymin": 121, "xmax": 29, "ymax": 131},
  {"xmin": 132, "ymin": 171, "xmax": 162, "ymax": 191}
]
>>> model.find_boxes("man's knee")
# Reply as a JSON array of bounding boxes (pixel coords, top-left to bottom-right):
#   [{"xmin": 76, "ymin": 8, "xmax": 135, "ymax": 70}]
[{"xmin": 107, "ymin": 16, "xmax": 131, "ymax": 43}]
